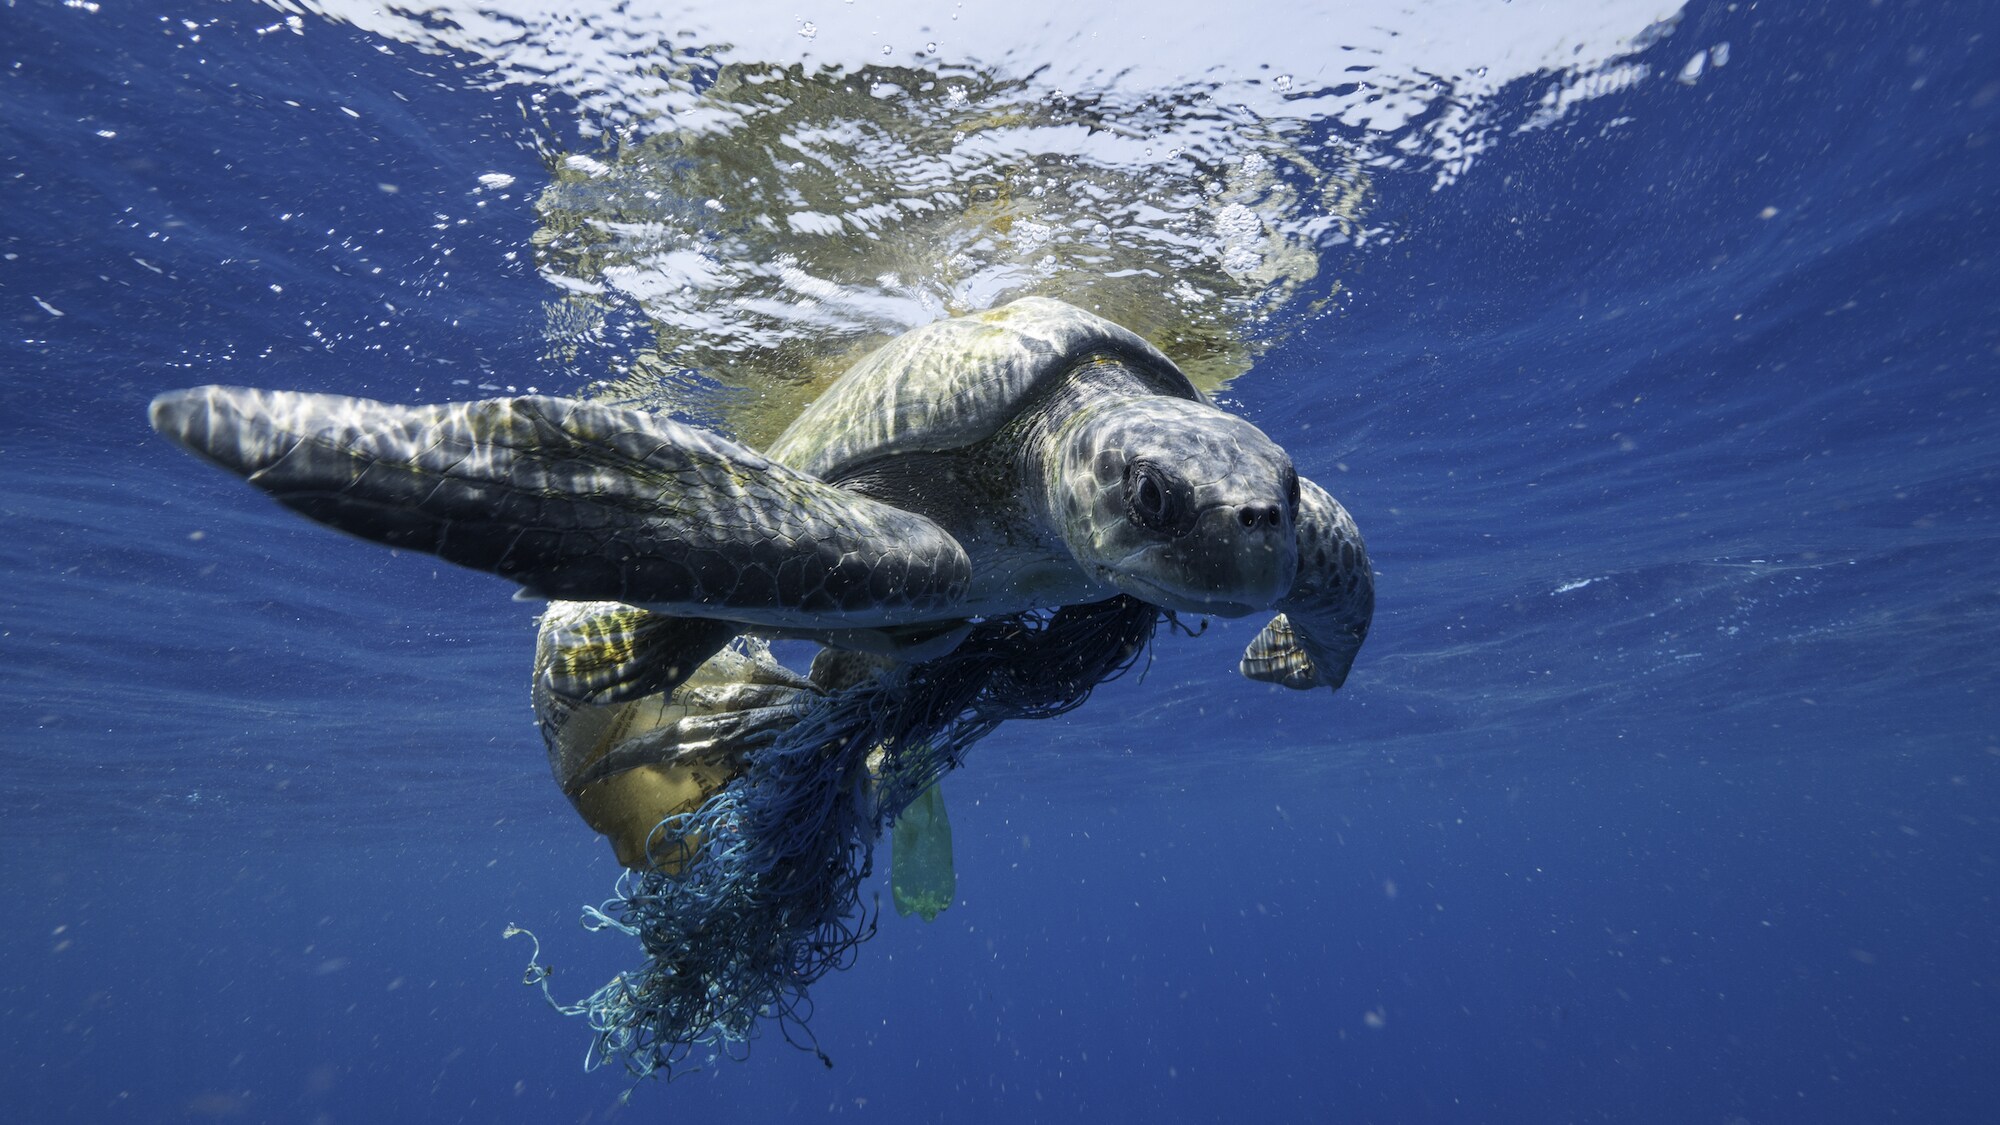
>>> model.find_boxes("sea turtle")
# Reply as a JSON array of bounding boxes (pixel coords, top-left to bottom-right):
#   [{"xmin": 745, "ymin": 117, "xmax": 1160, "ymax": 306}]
[{"xmin": 150, "ymin": 297, "xmax": 1374, "ymax": 862}]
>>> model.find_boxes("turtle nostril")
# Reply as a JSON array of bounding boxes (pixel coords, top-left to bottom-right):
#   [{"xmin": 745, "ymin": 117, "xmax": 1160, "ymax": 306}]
[{"xmin": 1238, "ymin": 504, "xmax": 1280, "ymax": 530}]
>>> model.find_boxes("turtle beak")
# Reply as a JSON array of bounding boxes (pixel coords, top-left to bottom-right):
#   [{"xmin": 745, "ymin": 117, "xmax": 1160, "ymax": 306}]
[
  {"xmin": 1157, "ymin": 501, "xmax": 1296, "ymax": 615},
  {"xmin": 1109, "ymin": 510, "xmax": 1294, "ymax": 618}
]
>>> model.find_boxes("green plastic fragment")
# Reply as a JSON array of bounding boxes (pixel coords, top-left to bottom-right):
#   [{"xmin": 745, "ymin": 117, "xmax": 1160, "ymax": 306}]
[{"xmin": 890, "ymin": 781, "xmax": 956, "ymax": 922}]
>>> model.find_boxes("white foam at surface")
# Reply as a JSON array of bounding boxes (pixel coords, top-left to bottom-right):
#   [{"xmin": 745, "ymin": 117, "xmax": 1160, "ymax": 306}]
[{"xmin": 272, "ymin": 0, "xmax": 1688, "ymax": 163}]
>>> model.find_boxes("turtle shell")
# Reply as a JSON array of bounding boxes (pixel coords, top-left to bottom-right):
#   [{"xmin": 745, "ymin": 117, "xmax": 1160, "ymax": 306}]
[{"xmin": 764, "ymin": 297, "xmax": 1203, "ymax": 480}]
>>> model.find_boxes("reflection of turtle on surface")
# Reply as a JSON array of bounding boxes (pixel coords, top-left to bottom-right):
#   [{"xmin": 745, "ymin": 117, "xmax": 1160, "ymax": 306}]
[{"xmin": 149, "ymin": 297, "xmax": 1374, "ymax": 870}]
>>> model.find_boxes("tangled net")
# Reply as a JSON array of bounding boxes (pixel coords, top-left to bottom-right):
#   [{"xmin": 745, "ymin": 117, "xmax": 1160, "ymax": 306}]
[{"xmin": 513, "ymin": 596, "xmax": 1158, "ymax": 1078}]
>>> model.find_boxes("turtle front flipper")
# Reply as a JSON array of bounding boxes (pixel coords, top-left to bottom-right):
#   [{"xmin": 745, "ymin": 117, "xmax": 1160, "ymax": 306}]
[
  {"xmin": 1239, "ymin": 477, "xmax": 1374, "ymax": 691},
  {"xmin": 150, "ymin": 387, "xmax": 972, "ymax": 627}
]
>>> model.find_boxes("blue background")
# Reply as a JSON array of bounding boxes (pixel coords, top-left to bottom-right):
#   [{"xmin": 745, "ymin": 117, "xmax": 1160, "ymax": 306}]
[{"xmin": 3, "ymin": 0, "xmax": 1997, "ymax": 1121}]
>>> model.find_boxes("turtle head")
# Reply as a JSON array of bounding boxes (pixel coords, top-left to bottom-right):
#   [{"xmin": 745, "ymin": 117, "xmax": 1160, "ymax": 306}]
[{"xmin": 1044, "ymin": 396, "xmax": 1299, "ymax": 616}]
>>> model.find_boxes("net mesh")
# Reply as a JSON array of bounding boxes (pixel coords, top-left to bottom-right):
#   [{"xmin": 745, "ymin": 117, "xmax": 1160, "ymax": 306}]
[{"xmin": 514, "ymin": 596, "xmax": 1159, "ymax": 1078}]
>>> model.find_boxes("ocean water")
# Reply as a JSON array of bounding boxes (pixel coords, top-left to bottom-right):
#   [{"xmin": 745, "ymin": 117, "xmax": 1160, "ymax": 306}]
[{"xmin": 4, "ymin": 0, "xmax": 1998, "ymax": 1121}]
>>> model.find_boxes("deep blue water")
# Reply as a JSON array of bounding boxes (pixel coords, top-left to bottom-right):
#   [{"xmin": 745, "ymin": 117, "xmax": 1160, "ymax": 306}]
[{"xmin": 5, "ymin": 0, "xmax": 1999, "ymax": 1121}]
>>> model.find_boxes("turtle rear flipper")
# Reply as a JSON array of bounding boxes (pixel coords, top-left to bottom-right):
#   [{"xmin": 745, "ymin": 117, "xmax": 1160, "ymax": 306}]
[
  {"xmin": 1239, "ymin": 476, "xmax": 1373, "ymax": 691},
  {"xmin": 532, "ymin": 621, "xmax": 820, "ymax": 871},
  {"xmin": 150, "ymin": 386, "xmax": 972, "ymax": 627},
  {"xmin": 534, "ymin": 602, "xmax": 738, "ymax": 707}
]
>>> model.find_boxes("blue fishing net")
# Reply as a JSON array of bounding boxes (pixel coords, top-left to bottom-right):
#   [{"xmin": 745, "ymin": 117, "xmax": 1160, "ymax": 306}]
[{"xmin": 512, "ymin": 595, "xmax": 1159, "ymax": 1078}]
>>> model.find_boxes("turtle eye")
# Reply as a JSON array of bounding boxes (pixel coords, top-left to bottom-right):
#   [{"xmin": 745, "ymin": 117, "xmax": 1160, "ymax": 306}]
[
  {"xmin": 1282, "ymin": 466, "xmax": 1301, "ymax": 519},
  {"xmin": 1124, "ymin": 462, "xmax": 1184, "ymax": 535}
]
